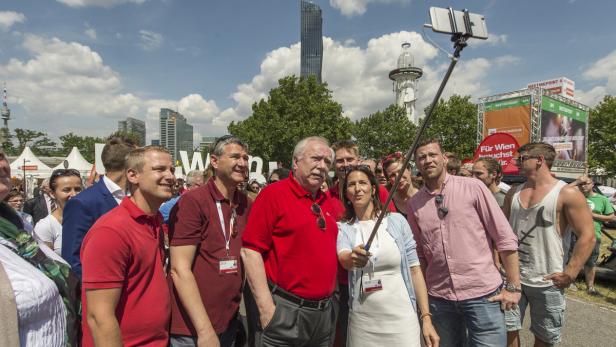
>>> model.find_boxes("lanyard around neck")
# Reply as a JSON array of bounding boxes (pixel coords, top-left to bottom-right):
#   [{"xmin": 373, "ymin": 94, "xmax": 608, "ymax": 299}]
[{"xmin": 216, "ymin": 201, "xmax": 236, "ymax": 255}]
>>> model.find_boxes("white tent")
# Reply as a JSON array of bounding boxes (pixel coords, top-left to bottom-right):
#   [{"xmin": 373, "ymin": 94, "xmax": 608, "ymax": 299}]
[
  {"xmin": 10, "ymin": 146, "xmax": 53, "ymax": 179},
  {"xmin": 53, "ymin": 147, "xmax": 93, "ymax": 173}
]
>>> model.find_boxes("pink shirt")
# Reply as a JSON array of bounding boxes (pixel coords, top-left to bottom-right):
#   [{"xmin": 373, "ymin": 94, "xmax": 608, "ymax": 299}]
[{"xmin": 407, "ymin": 174, "xmax": 518, "ymax": 301}]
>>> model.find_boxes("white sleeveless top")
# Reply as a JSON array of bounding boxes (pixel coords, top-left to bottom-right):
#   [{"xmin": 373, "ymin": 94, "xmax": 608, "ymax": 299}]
[{"xmin": 510, "ymin": 180, "xmax": 567, "ymax": 287}]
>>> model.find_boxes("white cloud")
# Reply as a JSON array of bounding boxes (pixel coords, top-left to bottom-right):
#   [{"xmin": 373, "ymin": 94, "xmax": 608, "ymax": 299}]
[
  {"xmin": 469, "ymin": 33, "xmax": 507, "ymax": 47},
  {"xmin": 138, "ymin": 30, "xmax": 164, "ymax": 51},
  {"xmin": 576, "ymin": 49, "xmax": 616, "ymax": 106},
  {"xmin": 329, "ymin": 0, "xmax": 410, "ymax": 17},
  {"xmin": 85, "ymin": 28, "xmax": 97, "ymax": 40},
  {"xmin": 56, "ymin": 0, "xmax": 146, "ymax": 8},
  {"xmin": 0, "ymin": 34, "xmax": 221, "ymax": 143},
  {"xmin": 217, "ymin": 31, "xmax": 513, "ymax": 126},
  {"xmin": 0, "ymin": 11, "xmax": 26, "ymax": 31}
]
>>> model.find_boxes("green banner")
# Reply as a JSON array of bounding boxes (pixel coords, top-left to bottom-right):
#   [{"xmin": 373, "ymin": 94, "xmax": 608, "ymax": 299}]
[
  {"xmin": 541, "ymin": 96, "xmax": 588, "ymax": 123},
  {"xmin": 485, "ymin": 96, "xmax": 531, "ymax": 111}
]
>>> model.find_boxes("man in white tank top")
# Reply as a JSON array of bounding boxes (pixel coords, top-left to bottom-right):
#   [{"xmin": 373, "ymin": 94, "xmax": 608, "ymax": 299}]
[{"xmin": 504, "ymin": 142, "xmax": 595, "ymax": 347}]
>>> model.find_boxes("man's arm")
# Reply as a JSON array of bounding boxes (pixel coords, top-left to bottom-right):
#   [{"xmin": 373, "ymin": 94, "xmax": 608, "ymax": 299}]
[
  {"xmin": 592, "ymin": 212, "xmax": 615, "ymax": 223},
  {"xmin": 241, "ymin": 248, "xmax": 275, "ymax": 329},
  {"xmin": 62, "ymin": 198, "xmax": 94, "ymax": 278},
  {"xmin": 85, "ymin": 288, "xmax": 122, "ymax": 347},
  {"xmin": 546, "ymin": 186, "xmax": 595, "ymax": 288},
  {"xmin": 169, "ymin": 245, "xmax": 220, "ymax": 347}
]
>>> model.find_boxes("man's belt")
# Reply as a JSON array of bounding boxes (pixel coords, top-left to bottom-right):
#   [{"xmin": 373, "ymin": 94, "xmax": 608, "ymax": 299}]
[{"xmin": 268, "ymin": 282, "xmax": 330, "ymax": 310}]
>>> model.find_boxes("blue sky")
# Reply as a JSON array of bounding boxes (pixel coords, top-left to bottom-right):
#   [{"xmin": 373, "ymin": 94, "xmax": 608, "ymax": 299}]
[{"xmin": 0, "ymin": 0, "xmax": 615, "ymax": 144}]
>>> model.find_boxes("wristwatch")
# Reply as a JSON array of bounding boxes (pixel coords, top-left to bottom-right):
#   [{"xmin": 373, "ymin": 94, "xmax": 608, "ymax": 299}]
[{"xmin": 504, "ymin": 282, "xmax": 522, "ymax": 293}]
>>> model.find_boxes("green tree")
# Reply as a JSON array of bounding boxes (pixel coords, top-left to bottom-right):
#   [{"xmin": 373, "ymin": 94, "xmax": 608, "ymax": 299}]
[
  {"xmin": 588, "ymin": 95, "xmax": 616, "ymax": 177},
  {"xmin": 59, "ymin": 133, "xmax": 106, "ymax": 163},
  {"xmin": 228, "ymin": 75, "xmax": 353, "ymax": 167},
  {"xmin": 353, "ymin": 104, "xmax": 417, "ymax": 160},
  {"xmin": 420, "ymin": 94, "xmax": 478, "ymax": 159},
  {"xmin": 13, "ymin": 128, "xmax": 58, "ymax": 156}
]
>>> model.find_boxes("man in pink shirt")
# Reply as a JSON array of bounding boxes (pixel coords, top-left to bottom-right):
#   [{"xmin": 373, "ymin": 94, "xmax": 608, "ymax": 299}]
[{"xmin": 407, "ymin": 138, "xmax": 521, "ymax": 347}]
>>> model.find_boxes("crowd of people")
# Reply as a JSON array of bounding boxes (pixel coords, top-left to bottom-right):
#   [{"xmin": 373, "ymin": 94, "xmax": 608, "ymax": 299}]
[{"xmin": 0, "ymin": 133, "xmax": 613, "ymax": 347}]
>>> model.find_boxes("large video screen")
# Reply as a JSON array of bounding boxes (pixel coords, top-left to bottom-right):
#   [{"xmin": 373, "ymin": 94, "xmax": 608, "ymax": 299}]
[{"xmin": 483, "ymin": 96, "xmax": 532, "ymax": 147}]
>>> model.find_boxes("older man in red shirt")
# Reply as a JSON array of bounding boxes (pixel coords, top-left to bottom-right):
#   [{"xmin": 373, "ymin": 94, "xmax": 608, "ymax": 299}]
[
  {"xmin": 242, "ymin": 136, "xmax": 339, "ymax": 347},
  {"xmin": 81, "ymin": 146, "xmax": 175, "ymax": 347},
  {"xmin": 407, "ymin": 139, "xmax": 521, "ymax": 347}
]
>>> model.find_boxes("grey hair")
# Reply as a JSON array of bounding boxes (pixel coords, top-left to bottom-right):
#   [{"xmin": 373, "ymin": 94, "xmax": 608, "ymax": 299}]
[
  {"xmin": 211, "ymin": 135, "xmax": 249, "ymax": 157},
  {"xmin": 292, "ymin": 136, "xmax": 333, "ymax": 162},
  {"xmin": 185, "ymin": 170, "xmax": 204, "ymax": 187}
]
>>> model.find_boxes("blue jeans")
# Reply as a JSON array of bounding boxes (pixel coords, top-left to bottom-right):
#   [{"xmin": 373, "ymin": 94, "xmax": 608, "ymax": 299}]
[{"xmin": 429, "ymin": 289, "xmax": 506, "ymax": 347}]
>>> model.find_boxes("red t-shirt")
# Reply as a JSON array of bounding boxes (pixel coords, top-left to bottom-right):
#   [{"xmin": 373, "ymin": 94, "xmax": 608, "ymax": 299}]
[
  {"xmin": 168, "ymin": 178, "xmax": 251, "ymax": 335},
  {"xmin": 242, "ymin": 172, "xmax": 339, "ymax": 300},
  {"xmin": 81, "ymin": 198, "xmax": 169, "ymax": 347},
  {"xmin": 327, "ymin": 183, "xmax": 396, "ymax": 285}
]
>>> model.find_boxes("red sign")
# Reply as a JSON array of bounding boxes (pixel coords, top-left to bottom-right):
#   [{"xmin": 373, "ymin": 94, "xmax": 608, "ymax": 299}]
[
  {"xmin": 474, "ymin": 133, "xmax": 520, "ymax": 173},
  {"xmin": 20, "ymin": 165, "xmax": 38, "ymax": 171}
]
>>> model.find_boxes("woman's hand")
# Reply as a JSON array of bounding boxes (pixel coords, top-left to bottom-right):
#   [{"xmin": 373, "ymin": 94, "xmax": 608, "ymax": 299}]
[
  {"xmin": 351, "ymin": 244, "xmax": 371, "ymax": 268},
  {"xmin": 421, "ymin": 316, "xmax": 439, "ymax": 347}
]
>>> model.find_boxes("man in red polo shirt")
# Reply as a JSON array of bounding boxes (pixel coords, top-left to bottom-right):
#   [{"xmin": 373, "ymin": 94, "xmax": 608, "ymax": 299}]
[
  {"xmin": 81, "ymin": 146, "xmax": 175, "ymax": 347},
  {"xmin": 242, "ymin": 136, "xmax": 339, "ymax": 347},
  {"xmin": 168, "ymin": 135, "xmax": 251, "ymax": 347},
  {"xmin": 328, "ymin": 140, "xmax": 395, "ymax": 347}
]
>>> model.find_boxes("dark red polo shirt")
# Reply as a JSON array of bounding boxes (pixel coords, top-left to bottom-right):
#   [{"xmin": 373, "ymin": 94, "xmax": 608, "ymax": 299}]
[
  {"xmin": 242, "ymin": 172, "xmax": 339, "ymax": 300},
  {"xmin": 327, "ymin": 183, "xmax": 396, "ymax": 285},
  {"xmin": 81, "ymin": 198, "xmax": 169, "ymax": 347},
  {"xmin": 168, "ymin": 178, "xmax": 251, "ymax": 335}
]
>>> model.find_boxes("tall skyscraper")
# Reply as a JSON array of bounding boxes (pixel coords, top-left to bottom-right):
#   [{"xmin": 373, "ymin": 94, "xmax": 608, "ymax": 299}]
[
  {"xmin": 300, "ymin": 0, "xmax": 323, "ymax": 83},
  {"xmin": 117, "ymin": 117, "xmax": 146, "ymax": 146},
  {"xmin": 159, "ymin": 108, "xmax": 194, "ymax": 162}
]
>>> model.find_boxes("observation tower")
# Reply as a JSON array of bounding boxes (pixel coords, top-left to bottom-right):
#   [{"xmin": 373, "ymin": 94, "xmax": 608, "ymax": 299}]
[
  {"xmin": 1, "ymin": 83, "xmax": 10, "ymax": 143},
  {"xmin": 389, "ymin": 43, "xmax": 423, "ymax": 125}
]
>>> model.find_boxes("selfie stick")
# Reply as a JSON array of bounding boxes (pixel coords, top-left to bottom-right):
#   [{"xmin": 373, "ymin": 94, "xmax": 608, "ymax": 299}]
[{"xmin": 364, "ymin": 28, "xmax": 472, "ymax": 252}]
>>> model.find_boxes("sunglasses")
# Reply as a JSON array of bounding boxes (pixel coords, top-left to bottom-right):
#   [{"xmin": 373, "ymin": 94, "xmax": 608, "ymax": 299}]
[
  {"xmin": 435, "ymin": 194, "xmax": 448, "ymax": 217},
  {"xmin": 311, "ymin": 203, "xmax": 326, "ymax": 230},
  {"xmin": 51, "ymin": 168, "xmax": 81, "ymax": 178},
  {"xmin": 515, "ymin": 155, "xmax": 540, "ymax": 166}
]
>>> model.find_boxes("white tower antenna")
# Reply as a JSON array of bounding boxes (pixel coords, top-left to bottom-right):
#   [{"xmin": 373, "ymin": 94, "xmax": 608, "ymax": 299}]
[
  {"xmin": 1, "ymin": 82, "xmax": 10, "ymax": 142},
  {"xmin": 389, "ymin": 43, "xmax": 423, "ymax": 125}
]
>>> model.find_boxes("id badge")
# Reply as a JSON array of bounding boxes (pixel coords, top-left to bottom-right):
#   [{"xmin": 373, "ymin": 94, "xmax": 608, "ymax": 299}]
[
  {"xmin": 362, "ymin": 278, "xmax": 383, "ymax": 293},
  {"xmin": 219, "ymin": 256, "xmax": 238, "ymax": 274}
]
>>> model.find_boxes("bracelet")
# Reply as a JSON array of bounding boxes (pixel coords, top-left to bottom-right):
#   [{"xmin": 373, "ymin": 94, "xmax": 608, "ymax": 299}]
[{"xmin": 420, "ymin": 312, "xmax": 433, "ymax": 320}]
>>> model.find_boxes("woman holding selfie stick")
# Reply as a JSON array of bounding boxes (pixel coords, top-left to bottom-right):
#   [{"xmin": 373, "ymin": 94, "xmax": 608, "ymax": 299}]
[{"xmin": 336, "ymin": 165, "xmax": 438, "ymax": 347}]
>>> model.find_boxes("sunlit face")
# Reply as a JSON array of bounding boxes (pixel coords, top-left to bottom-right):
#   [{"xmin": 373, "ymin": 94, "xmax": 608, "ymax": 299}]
[
  {"xmin": 7, "ymin": 195, "xmax": 24, "ymax": 210},
  {"xmin": 212, "ymin": 143, "xmax": 249, "ymax": 184},
  {"xmin": 515, "ymin": 151, "xmax": 542, "ymax": 176},
  {"xmin": 415, "ymin": 143, "xmax": 446, "ymax": 180},
  {"xmin": 579, "ymin": 180, "xmax": 594, "ymax": 195},
  {"xmin": 250, "ymin": 182, "xmax": 261, "ymax": 192},
  {"xmin": 335, "ymin": 148, "xmax": 359, "ymax": 178},
  {"xmin": 51, "ymin": 176, "xmax": 83, "ymax": 210},
  {"xmin": 384, "ymin": 161, "xmax": 411, "ymax": 193},
  {"xmin": 472, "ymin": 161, "xmax": 495, "ymax": 187},
  {"xmin": 128, "ymin": 151, "xmax": 176, "ymax": 203},
  {"xmin": 345, "ymin": 170, "xmax": 375, "ymax": 212},
  {"xmin": 293, "ymin": 140, "xmax": 333, "ymax": 194},
  {"xmin": 375, "ymin": 163, "xmax": 387, "ymax": 186}
]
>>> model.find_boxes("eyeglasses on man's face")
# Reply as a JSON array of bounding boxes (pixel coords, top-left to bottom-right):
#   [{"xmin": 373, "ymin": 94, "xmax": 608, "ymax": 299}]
[{"xmin": 515, "ymin": 154, "xmax": 540, "ymax": 166}]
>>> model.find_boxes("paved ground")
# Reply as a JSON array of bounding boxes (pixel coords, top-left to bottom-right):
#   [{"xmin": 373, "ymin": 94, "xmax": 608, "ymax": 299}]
[{"xmin": 519, "ymin": 296, "xmax": 616, "ymax": 346}]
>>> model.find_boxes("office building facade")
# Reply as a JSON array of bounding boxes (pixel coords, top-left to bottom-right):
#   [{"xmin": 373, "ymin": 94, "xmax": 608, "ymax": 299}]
[
  {"xmin": 300, "ymin": 0, "xmax": 323, "ymax": 83},
  {"xmin": 159, "ymin": 108, "xmax": 194, "ymax": 162},
  {"xmin": 118, "ymin": 117, "xmax": 146, "ymax": 146}
]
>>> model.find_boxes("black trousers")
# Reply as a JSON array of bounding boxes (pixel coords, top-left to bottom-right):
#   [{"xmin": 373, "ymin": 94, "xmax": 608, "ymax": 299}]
[{"xmin": 245, "ymin": 285, "xmax": 337, "ymax": 347}]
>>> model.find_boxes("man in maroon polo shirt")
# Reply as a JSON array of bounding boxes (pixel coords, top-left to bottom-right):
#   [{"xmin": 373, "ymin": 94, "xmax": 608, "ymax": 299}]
[
  {"xmin": 168, "ymin": 135, "xmax": 251, "ymax": 347},
  {"xmin": 242, "ymin": 136, "xmax": 339, "ymax": 347},
  {"xmin": 81, "ymin": 146, "xmax": 175, "ymax": 347}
]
